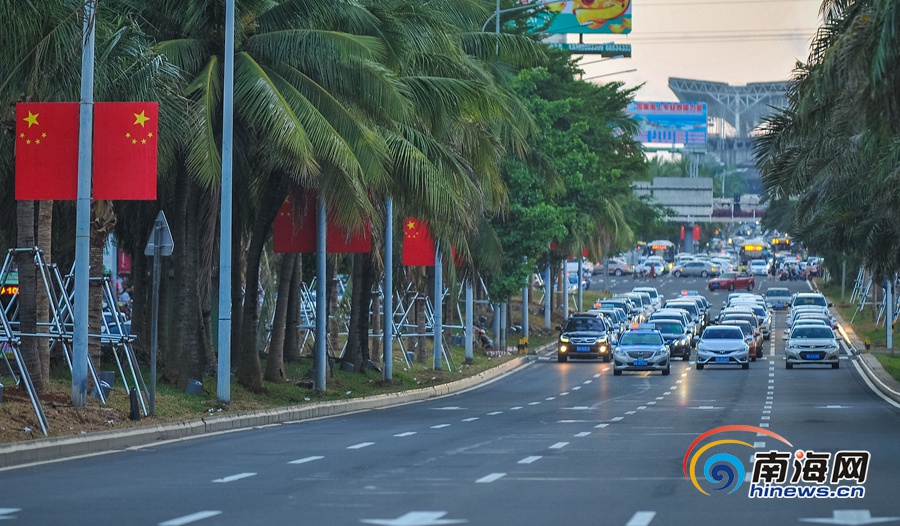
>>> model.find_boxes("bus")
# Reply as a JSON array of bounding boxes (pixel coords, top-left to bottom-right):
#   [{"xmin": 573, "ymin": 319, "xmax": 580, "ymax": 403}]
[
  {"xmin": 739, "ymin": 239, "xmax": 770, "ymax": 266},
  {"xmin": 770, "ymin": 236, "xmax": 791, "ymax": 251},
  {"xmin": 643, "ymin": 240, "xmax": 676, "ymax": 264}
]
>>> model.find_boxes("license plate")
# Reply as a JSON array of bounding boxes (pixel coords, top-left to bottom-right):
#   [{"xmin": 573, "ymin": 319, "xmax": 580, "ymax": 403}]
[
  {"xmin": 633, "ymin": 360, "xmax": 648, "ymax": 366},
  {"xmin": 576, "ymin": 346, "xmax": 590, "ymax": 352},
  {"xmin": 805, "ymin": 353, "xmax": 822, "ymax": 360},
  {"xmin": 715, "ymin": 357, "xmax": 730, "ymax": 363},
  {"xmin": 710, "ymin": 283, "xmax": 719, "ymax": 289}
]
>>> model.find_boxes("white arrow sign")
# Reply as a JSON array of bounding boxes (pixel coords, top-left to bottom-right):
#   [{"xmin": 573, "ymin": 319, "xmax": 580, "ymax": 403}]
[
  {"xmin": 800, "ymin": 510, "xmax": 900, "ymax": 525},
  {"xmin": 360, "ymin": 511, "xmax": 467, "ymax": 526},
  {"xmin": 0, "ymin": 508, "xmax": 21, "ymax": 520}
]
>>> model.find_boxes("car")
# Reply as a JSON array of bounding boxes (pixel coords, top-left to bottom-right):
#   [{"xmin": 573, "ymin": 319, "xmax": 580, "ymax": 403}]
[
  {"xmin": 729, "ymin": 300, "xmax": 772, "ymax": 339},
  {"xmin": 642, "ymin": 256, "xmax": 670, "ymax": 275},
  {"xmin": 595, "ymin": 299, "xmax": 638, "ymax": 322},
  {"xmin": 618, "ymin": 293, "xmax": 652, "ymax": 321},
  {"xmin": 632, "ymin": 286, "xmax": 661, "ymax": 309},
  {"xmin": 749, "ymin": 259, "xmax": 770, "ymax": 276},
  {"xmin": 696, "ymin": 326, "xmax": 750, "ymax": 370},
  {"xmin": 787, "ymin": 305, "xmax": 834, "ymax": 327},
  {"xmin": 664, "ymin": 300, "xmax": 704, "ymax": 333},
  {"xmin": 647, "ymin": 320, "xmax": 692, "ymax": 360},
  {"xmin": 707, "ymin": 271, "xmax": 755, "ymax": 292},
  {"xmin": 718, "ymin": 319, "xmax": 760, "ymax": 361},
  {"xmin": 672, "ymin": 260, "xmax": 720, "ymax": 278},
  {"xmin": 786, "ymin": 325, "xmax": 841, "ymax": 369},
  {"xmin": 765, "ymin": 287, "xmax": 792, "ymax": 310},
  {"xmin": 596, "ymin": 259, "xmax": 633, "ymax": 276},
  {"xmin": 565, "ymin": 258, "xmax": 594, "ymax": 275},
  {"xmin": 590, "ymin": 308, "xmax": 628, "ymax": 342},
  {"xmin": 612, "ymin": 328, "xmax": 671, "ymax": 376},
  {"xmin": 791, "ymin": 292, "xmax": 831, "ymax": 309},
  {"xmin": 651, "ymin": 309, "xmax": 696, "ymax": 341},
  {"xmin": 557, "ymin": 313, "xmax": 612, "ymax": 363},
  {"xmin": 719, "ymin": 311, "xmax": 764, "ymax": 356}
]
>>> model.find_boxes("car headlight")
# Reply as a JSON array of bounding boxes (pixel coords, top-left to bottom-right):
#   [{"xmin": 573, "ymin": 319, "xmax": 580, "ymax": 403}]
[{"xmin": 560, "ymin": 335, "xmax": 570, "ymax": 343}]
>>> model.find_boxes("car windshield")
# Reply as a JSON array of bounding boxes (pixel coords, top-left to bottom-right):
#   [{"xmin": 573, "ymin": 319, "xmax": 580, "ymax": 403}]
[
  {"xmin": 703, "ymin": 328, "xmax": 743, "ymax": 340},
  {"xmin": 619, "ymin": 333, "xmax": 663, "ymax": 346},
  {"xmin": 722, "ymin": 315, "xmax": 757, "ymax": 327},
  {"xmin": 794, "ymin": 295, "xmax": 827, "ymax": 307},
  {"xmin": 719, "ymin": 273, "xmax": 736, "ymax": 279},
  {"xmin": 668, "ymin": 303, "xmax": 698, "ymax": 316},
  {"xmin": 767, "ymin": 289, "xmax": 791, "ymax": 297},
  {"xmin": 654, "ymin": 322, "xmax": 684, "ymax": 334},
  {"xmin": 792, "ymin": 327, "xmax": 834, "ymax": 339},
  {"xmin": 564, "ymin": 318, "xmax": 605, "ymax": 332},
  {"xmin": 722, "ymin": 322, "xmax": 751, "ymax": 336}
]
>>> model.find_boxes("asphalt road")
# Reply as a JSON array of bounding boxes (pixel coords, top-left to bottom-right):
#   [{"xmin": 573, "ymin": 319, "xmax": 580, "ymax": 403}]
[{"xmin": 1, "ymin": 274, "xmax": 899, "ymax": 526}]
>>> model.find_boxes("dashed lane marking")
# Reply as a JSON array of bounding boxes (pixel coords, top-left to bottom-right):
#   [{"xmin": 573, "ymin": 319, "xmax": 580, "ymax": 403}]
[{"xmin": 476, "ymin": 473, "xmax": 506, "ymax": 483}]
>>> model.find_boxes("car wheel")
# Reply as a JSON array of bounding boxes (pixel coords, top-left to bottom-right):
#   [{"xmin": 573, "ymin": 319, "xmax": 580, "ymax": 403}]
[
  {"xmin": 603, "ymin": 354, "xmax": 611, "ymax": 363},
  {"xmin": 696, "ymin": 363, "xmax": 704, "ymax": 370},
  {"xmin": 748, "ymin": 283, "xmax": 754, "ymax": 291},
  {"xmin": 751, "ymin": 354, "xmax": 756, "ymax": 362},
  {"xmin": 742, "ymin": 363, "xmax": 749, "ymax": 369},
  {"xmin": 832, "ymin": 362, "xmax": 839, "ymax": 369},
  {"xmin": 728, "ymin": 283, "xmax": 735, "ymax": 291},
  {"xmin": 684, "ymin": 353, "xmax": 691, "ymax": 361},
  {"xmin": 701, "ymin": 271, "xmax": 709, "ymax": 278},
  {"xmin": 786, "ymin": 362, "xmax": 793, "ymax": 369},
  {"xmin": 757, "ymin": 349, "xmax": 763, "ymax": 359},
  {"xmin": 674, "ymin": 270, "xmax": 682, "ymax": 277},
  {"xmin": 613, "ymin": 368, "xmax": 622, "ymax": 376},
  {"xmin": 615, "ymin": 269, "xmax": 623, "ymax": 276},
  {"xmin": 662, "ymin": 365, "xmax": 671, "ymax": 376},
  {"xmin": 558, "ymin": 354, "xmax": 568, "ymax": 363}
]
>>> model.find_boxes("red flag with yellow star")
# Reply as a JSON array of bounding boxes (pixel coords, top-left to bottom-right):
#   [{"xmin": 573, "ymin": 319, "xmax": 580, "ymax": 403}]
[
  {"xmin": 14, "ymin": 102, "xmax": 79, "ymax": 200},
  {"xmin": 402, "ymin": 217, "xmax": 435, "ymax": 266},
  {"xmin": 93, "ymin": 102, "xmax": 158, "ymax": 200},
  {"xmin": 273, "ymin": 192, "xmax": 371, "ymax": 253}
]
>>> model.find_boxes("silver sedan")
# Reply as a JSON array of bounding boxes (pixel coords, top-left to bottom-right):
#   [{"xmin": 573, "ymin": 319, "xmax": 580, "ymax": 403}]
[
  {"xmin": 696, "ymin": 326, "xmax": 749, "ymax": 370},
  {"xmin": 786, "ymin": 325, "xmax": 840, "ymax": 369}
]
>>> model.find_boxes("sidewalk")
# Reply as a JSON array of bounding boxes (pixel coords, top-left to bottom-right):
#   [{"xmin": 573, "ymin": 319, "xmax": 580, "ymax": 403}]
[{"xmin": 0, "ymin": 344, "xmax": 556, "ymax": 469}]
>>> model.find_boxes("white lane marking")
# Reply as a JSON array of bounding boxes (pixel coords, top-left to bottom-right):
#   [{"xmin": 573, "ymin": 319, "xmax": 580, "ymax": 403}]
[
  {"xmin": 769, "ymin": 373, "xmax": 775, "ymax": 377},
  {"xmin": 744, "ymin": 473, "xmax": 752, "ymax": 483},
  {"xmin": 546, "ymin": 397, "xmax": 557, "ymax": 401},
  {"xmin": 394, "ymin": 432, "xmax": 417, "ymax": 437},
  {"xmin": 675, "ymin": 380, "xmax": 683, "ymax": 384},
  {"xmin": 637, "ymin": 406, "xmax": 647, "ymax": 410},
  {"xmin": 0, "ymin": 509, "xmax": 20, "ymax": 520},
  {"xmin": 462, "ymin": 417, "xmax": 479, "ymax": 422},
  {"xmin": 763, "ymin": 410, "xmax": 771, "ymax": 414},
  {"xmin": 625, "ymin": 511, "xmax": 657, "ymax": 526},
  {"xmin": 549, "ymin": 442, "xmax": 569, "ymax": 449},
  {"xmin": 212, "ymin": 472, "xmax": 256, "ymax": 483},
  {"xmin": 681, "ymin": 372, "xmax": 688, "ymax": 377},
  {"xmin": 518, "ymin": 456, "xmax": 542, "ymax": 464},
  {"xmin": 510, "ymin": 406, "xmax": 523, "ymax": 410},
  {"xmin": 559, "ymin": 392, "xmax": 570, "ymax": 396},
  {"xmin": 759, "ymin": 423, "xmax": 769, "ymax": 428},
  {"xmin": 647, "ymin": 401, "xmax": 657, "ymax": 405},
  {"xmin": 625, "ymin": 411, "xmax": 636, "ymax": 415},
  {"xmin": 476, "ymin": 473, "xmax": 506, "ymax": 483},
  {"xmin": 572, "ymin": 386, "xmax": 581, "ymax": 391},
  {"xmin": 761, "ymin": 416, "xmax": 770, "ymax": 420},
  {"xmin": 435, "ymin": 406, "xmax": 464, "ymax": 410},
  {"xmin": 528, "ymin": 402, "xmax": 541, "ymax": 406},
  {"xmin": 766, "ymin": 396, "xmax": 773, "ymax": 400},
  {"xmin": 754, "ymin": 442, "xmax": 766, "ymax": 448},
  {"xmin": 575, "ymin": 432, "xmax": 591, "ymax": 437},
  {"xmin": 289, "ymin": 455, "xmax": 324, "ymax": 464},
  {"xmin": 593, "ymin": 374, "xmax": 601, "ymax": 378},
  {"xmin": 757, "ymin": 433, "xmax": 766, "ymax": 437},
  {"xmin": 487, "ymin": 411, "xmax": 502, "ymax": 416},
  {"xmin": 159, "ymin": 511, "xmax": 223, "ymax": 526},
  {"xmin": 663, "ymin": 391, "xmax": 672, "ymax": 395},
  {"xmin": 583, "ymin": 380, "xmax": 593, "ymax": 384},
  {"xmin": 348, "ymin": 442, "xmax": 375, "ymax": 449},
  {"xmin": 656, "ymin": 397, "xmax": 664, "ymax": 400},
  {"xmin": 768, "ymin": 379, "xmax": 775, "ymax": 383},
  {"xmin": 610, "ymin": 416, "xmax": 624, "ymax": 422},
  {"xmin": 670, "ymin": 385, "xmax": 679, "ymax": 390},
  {"xmin": 823, "ymin": 405, "xmax": 848, "ymax": 409},
  {"xmin": 595, "ymin": 423, "xmax": 609, "ymax": 428},
  {"xmin": 566, "ymin": 406, "xmax": 591, "ymax": 410},
  {"xmin": 431, "ymin": 424, "xmax": 451, "ymax": 429}
]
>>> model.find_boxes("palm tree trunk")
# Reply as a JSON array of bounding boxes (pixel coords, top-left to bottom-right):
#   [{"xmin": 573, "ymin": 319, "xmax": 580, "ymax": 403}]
[
  {"xmin": 358, "ymin": 253, "xmax": 374, "ymax": 367},
  {"xmin": 15, "ymin": 201, "xmax": 40, "ymax": 393},
  {"xmin": 237, "ymin": 177, "xmax": 287, "ymax": 391},
  {"xmin": 284, "ymin": 255, "xmax": 302, "ymax": 362},
  {"xmin": 177, "ymin": 189, "xmax": 204, "ymax": 387},
  {"xmin": 167, "ymin": 174, "xmax": 191, "ymax": 385},
  {"xmin": 90, "ymin": 202, "xmax": 117, "ymax": 373},
  {"xmin": 264, "ymin": 253, "xmax": 294, "ymax": 382},
  {"xmin": 344, "ymin": 254, "xmax": 363, "ymax": 370}
]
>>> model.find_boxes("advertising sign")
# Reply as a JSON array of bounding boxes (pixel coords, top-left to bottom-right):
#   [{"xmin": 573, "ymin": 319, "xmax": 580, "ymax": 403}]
[
  {"xmin": 626, "ymin": 101, "xmax": 708, "ymax": 146},
  {"xmin": 543, "ymin": 0, "xmax": 632, "ymax": 34},
  {"xmin": 548, "ymin": 43, "xmax": 632, "ymax": 57}
]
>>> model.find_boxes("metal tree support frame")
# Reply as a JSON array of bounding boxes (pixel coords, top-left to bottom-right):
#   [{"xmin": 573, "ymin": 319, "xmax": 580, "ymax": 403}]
[
  {"xmin": 0, "ymin": 247, "xmax": 151, "ymax": 434},
  {"xmin": 850, "ymin": 273, "xmax": 874, "ymax": 323},
  {"xmin": 849, "ymin": 266, "xmax": 866, "ymax": 305}
]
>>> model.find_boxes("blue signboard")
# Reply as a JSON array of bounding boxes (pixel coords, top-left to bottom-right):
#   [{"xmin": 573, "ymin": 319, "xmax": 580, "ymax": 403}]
[{"xmin": 626, "ymin": 101, "xmax": 708, "ymax": 146}]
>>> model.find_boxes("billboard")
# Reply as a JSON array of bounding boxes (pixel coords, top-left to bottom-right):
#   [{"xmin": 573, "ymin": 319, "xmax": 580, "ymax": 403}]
[
  {"xmin": 626, "ymin": 101, "xmax": 708, "ymax": 146},
  {"xmin": 548, "ymin": 43, "xmax": 632, "ymax": 57},
  {"xmin": 543, "ymin": 0, "xmax": 632, "ymax": 34}
]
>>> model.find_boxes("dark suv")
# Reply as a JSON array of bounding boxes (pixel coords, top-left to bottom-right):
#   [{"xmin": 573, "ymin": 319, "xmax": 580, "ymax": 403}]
[{"xmin": 557, "ymin": 313, "xmax": 611, "ymax": 363}]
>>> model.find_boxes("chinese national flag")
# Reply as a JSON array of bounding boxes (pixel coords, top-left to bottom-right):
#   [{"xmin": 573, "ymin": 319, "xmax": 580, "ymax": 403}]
[
  {"xmin": 14, "ymin": 102, "xmax": 79, "ymax": 200},
  {"xmin": 273, "ymin": 193, "xmax": 371, "ymax": 253},
  {"xmin": 402, "ymin": 217, "xmax": 435, "ymax": 266},
  {"xmin": 692, "ymin": 225, "xmax": 701, "ymax": 241},
  {"xmin": 93, "ymin": 102, "xmax": 158, "ymax": 200}
]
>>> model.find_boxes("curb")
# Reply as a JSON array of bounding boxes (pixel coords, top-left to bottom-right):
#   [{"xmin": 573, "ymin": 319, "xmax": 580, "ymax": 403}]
[
  {"xmin": 0, "ymin": 344, "xmax": 556, "ymax": 468},
  {"xmin": 812, "ymin": 280, "xmax": 900, "ymax": 406}
]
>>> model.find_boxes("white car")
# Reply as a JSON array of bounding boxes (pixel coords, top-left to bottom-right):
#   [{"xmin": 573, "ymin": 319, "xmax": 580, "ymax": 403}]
[
  {"xmin": 749, "ymin": 259, "xmax": 769, "ymax": 276},
  {"xmin": 786, "ymin": 325, "xmax": 840, "ymax": 369},
  {"xmin": 696, "ymin": 326, "xmax": 750, "ymax": 370}
]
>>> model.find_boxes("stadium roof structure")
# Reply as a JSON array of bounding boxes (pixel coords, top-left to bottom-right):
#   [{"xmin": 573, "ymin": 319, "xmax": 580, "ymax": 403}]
[{"xmin": 668, "ymin": 77, "xmax": 789, "ymax": 139}]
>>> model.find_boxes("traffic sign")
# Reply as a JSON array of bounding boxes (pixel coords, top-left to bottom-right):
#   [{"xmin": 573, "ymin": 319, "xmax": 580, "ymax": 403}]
[{"xmin": 144, "ymin": 210, "xmax": 174, "ymax": 256}]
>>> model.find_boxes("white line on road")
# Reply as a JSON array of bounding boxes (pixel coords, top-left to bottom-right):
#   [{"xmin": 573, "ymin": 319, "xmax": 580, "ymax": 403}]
[
  {"xmin": 675, "ymin": 380, "xmax": 683, "ymax": 384},
  {"xmin": 572, "ymin": 386, "xmax": 581, "ymax": 391},
  {"xmin": 518, "ymin": 456, "xmax": 542, "ymax": 464},
  {"xmin": 583, "ymin": 380, "xmax": 592, "ymax": 384},
  {"xmin": 656, "ymin": 396, "xmax": 664, "ymax": 400},
  {"xmin": 347, "ymin": 442, "xmax": 375, "ymax": 449},
  {"xmin": 476, "ymin": 473, "xmax": 506, "ymax": 483},
  {"xmin": 546, "ymin": 397, "xmax": 557, "ymax": 401},
  {"xmin": 625, "ymin": 511, "xmax": 656, "ymax": 526},
  {"xmin": 559, "ymin": 392, "xmax": 570, "ymax": 396},
  {"xmin": 611, "ymin": 416, "xmax": 624, "ymax": 421},
  {"xmin": 510, "ymin": 406, "xmax": 523, "ymax": 410},
  {"xmin": 759, "ymin": 423, "xmax": 769, "ymax": 428},
  {"xmin": 625, "ymin": 411, "xmax": 636, "ymax": 415},
  {"xmin": 289, "ymin": 456, "xmax": 324, "ymax": 464},
  {"xmin": 574, "ymin": 432, "xmax": 591, "ymax": 437},
  {"xmin": 647, "ymin": 401, "xmax": 657, "ymax": 405},
  {"xmin": 212, "ymin": 473, "xmax": 256, "ymax": 483},
  {"xmin": 761, "ymin": 416, "xmax": 770, "ymax": 420},
  {"xmin": 528, "ymin": 402, "xmax": 541, "ymax": 405},
  {"xmin": 768, "ymin": 379, "xmax": 775, "ymax": 383},
  {"xmin": 681, "ymin": 372, "xmax": 688, "ymax": 377},
  {"xmin": 593, "ymin": 374, "xmax": 601, "ymax": 378},
  {"xmin": 487, "ymin": 411, "xmax": 502, "ymax": 416},
  {"xmin": 595, "ymin": 423, "xmax": 609, "ymax": 428},
  {"xmin": 637, "ymin": 406, "xmax": 647, "ymax": 410},
  {"xmin": 431, "ymin": 424, "xmax": 451, "ymax": 429},
  {"xmin": 763, "ymin": 410, "xmax": 771, "ymax": 414},
  {"xmin": 754, "ymin": 442, "xmax": 765, "ymax": 448},
  {"xmin": 769, "ymin": 373, "xmax": 775, "ymax": 377},
  {"xmin": 670, "ymin": 385, "xmax": 679, "ymax": 389},
  {"xmin": 462, "ymin": 417, "xmax": 479, "ymax": 422},
  {"xmin": 549, "ymin": 442, "xmax": 569, "ymax": 449},
  {"xmin": 663, "ymin": 391, "xmax": 671, "ymax": 395},
  {"xmin": 159, "ymin": 511, "xmax": 223, "ymax": 526}
]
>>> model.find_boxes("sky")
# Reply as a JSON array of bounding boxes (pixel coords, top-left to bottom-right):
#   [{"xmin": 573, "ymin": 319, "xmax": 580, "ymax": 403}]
[{"xmin": 576, "ymin": 0, "xmax": 824, "ymax": 101}]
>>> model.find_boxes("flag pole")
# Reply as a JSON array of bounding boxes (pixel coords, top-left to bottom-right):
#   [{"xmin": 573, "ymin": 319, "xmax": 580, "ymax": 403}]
[
  {"xmin": 217, "ymin": 0, "xmax": 236, "ymax": 403},
  {"xmin": 73, "ymin": 0, "xmax": 97, "ymax": 407}
]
